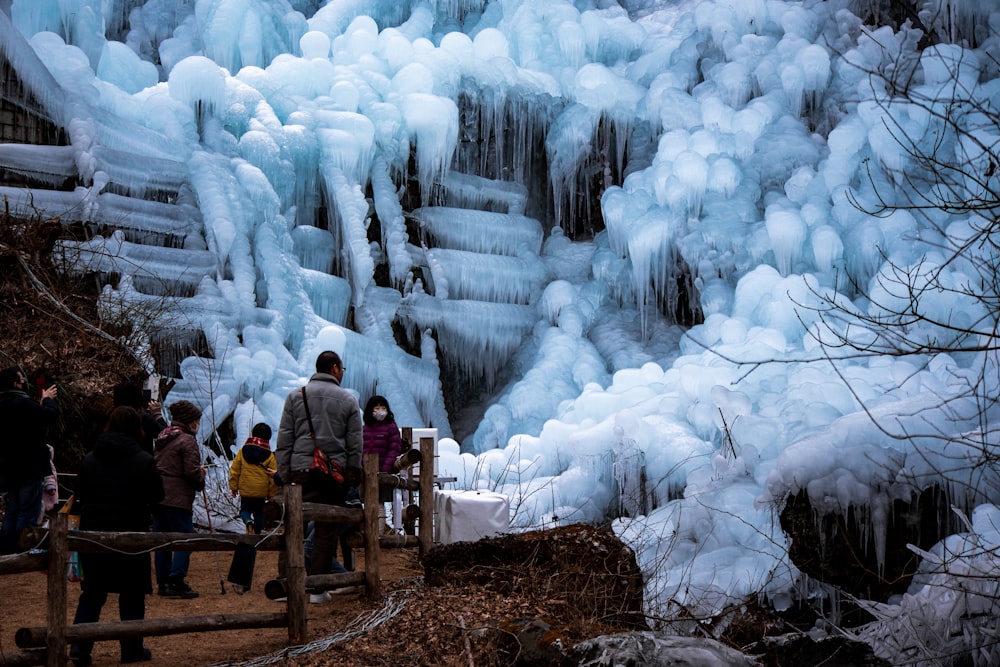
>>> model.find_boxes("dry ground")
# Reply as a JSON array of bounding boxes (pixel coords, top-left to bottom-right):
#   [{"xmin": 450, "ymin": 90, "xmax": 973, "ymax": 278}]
[
  {"xmin": 0, "ymin": 548, "xmax": 427, "ymax": 667},
  {"xmin": 0, "ymin": 525, "xmax": 652, "ymax": 667}
]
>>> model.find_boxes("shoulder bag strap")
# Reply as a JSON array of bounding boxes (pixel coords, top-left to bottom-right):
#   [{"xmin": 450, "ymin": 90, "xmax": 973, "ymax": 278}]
[{"xmin": 301, "ymin": 387, "xmax": 317, "ymax": 440}]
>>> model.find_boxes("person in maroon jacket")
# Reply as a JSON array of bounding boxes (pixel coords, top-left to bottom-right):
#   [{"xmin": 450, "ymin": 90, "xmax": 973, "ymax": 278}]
[
  {"xmin": 152, "ymin": 400, "xmax": 205, "ymax": 599},
  {"xmin": 362, "ymin": 395, "xmax": 403, "ymax": 504}
]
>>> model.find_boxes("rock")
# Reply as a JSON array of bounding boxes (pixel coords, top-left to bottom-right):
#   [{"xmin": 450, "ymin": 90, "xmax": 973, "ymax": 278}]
[
  {"xmin": 780, "ymin": 485, "xmax": 959, "ymax": 607},
  {"xmin": 570, "ymin": 632, "xmax": 756, "ymax": 666},
  {"xmin": 747, "ymin": 632, "xmax": 890, "ymax": 667},
  {"xmin": 497, "ymin": 617, "xmax": 571, "ymax": 666}
]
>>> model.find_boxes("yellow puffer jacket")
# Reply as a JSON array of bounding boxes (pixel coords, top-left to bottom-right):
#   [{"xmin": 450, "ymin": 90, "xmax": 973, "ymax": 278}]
[{"xmin": 229, "ymin": 438, "xmax": 278, "ymax": 499}]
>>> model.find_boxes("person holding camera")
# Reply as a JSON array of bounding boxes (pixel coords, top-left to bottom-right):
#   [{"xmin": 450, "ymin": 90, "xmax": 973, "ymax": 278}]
[
  {"xmin": 0, "ymin": 366, "xmax": 59, "ymax": 554},
  {"xmin": 113, "ymin": 382, "xmax": 166, "ymax": 456}
]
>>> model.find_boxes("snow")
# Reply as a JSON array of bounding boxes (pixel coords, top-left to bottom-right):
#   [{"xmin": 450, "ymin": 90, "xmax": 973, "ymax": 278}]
[{"xmin": 6, "ymin": 0, "xmax": 1000, "ymax": 662}]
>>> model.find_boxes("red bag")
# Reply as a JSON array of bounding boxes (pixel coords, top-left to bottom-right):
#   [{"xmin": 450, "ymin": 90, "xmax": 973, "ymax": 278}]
[{"xmin": 310, "ymin": 446, "xmax": 345, "ymax": 483}]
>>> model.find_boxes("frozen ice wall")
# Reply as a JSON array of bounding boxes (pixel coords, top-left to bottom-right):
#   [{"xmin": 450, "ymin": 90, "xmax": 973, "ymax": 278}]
[{"xmin": 6, "ymin": 0, "xmax": 1000, "ymax": 657}]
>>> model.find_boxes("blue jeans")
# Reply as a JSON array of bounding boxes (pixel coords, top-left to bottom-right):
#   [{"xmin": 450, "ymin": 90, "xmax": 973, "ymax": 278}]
[
  {"xmin": 1, "ymin": 479, "xmax": 43, "ymax": 554},
  {"xmin": 239, "ymin": 497, "xmax": 266, "ymax": 534},
  {"xmin": 152, "ymin": 506, "xmax": 194, "ymax": 583},
  {"xmin": 304, "ymin": 521, "xmax": 348, "ymax": 574}
]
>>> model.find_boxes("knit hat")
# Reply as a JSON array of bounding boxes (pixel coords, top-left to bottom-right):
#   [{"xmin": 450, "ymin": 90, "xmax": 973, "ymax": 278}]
[{"xmin": 169, "ymin": 400, "xmax": 202, "ymax": 425}]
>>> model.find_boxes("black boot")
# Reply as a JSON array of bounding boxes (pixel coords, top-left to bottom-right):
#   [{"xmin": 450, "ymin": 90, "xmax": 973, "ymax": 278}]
[
  {"xmin": 69, "ymin": 646, "xmax": 92, "ymax": 667},
  {"xmin": 121, "ymin": 648, "xmax": 152, "ymax": 663},
  {"xmin": 163, "ymin": 577, "xmax": 199, "ymax": 599}
]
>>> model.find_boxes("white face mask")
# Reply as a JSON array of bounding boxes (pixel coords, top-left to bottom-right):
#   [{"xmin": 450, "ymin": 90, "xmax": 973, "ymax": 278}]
[{"xmin": 372, "ymin": 408, "xmax": 388, "ymax": 421}]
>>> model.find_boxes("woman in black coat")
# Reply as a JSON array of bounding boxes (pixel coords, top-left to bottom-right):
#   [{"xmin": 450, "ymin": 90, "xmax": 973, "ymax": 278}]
[{"xmin": 69, "ymin": 406, "xmax": 165, "ymax": 666}]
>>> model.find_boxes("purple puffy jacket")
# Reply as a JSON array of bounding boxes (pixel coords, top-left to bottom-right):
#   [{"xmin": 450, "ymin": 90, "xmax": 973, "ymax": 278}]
[{"xmin": 363, "ymin": 420, "xmax": 403, "ymax": 473}]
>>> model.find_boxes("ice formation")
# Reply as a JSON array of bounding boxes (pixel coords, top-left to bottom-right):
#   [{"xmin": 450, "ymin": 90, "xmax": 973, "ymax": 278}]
[{"xmin": 3, "ymin": 0, "xmax": 1000, "ymax": 662}]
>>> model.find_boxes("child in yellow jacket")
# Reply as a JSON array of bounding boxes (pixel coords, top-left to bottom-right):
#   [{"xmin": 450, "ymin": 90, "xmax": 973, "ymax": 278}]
[{"xmin": 229, "ymin": 423, "xmax": 278, "ymax": 534}]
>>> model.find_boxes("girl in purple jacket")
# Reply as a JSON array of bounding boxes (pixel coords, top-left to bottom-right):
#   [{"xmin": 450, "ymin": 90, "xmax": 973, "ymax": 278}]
[{"xmin": 362, "ymin": 395, "xmax": 403, "ymax": 503}]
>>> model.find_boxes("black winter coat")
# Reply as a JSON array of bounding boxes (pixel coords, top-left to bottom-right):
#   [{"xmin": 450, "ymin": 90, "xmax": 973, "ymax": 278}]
[
  {"xmin": 75, "ymin": 431, "xmax": 165, "ymax": 594},
  {"xmin": 139, "ymin": 412, "xmax": 166, "ymax": 455},
  {"xmin": 0, "ymin": 389, "xmax": 58, "ymax": 488}
]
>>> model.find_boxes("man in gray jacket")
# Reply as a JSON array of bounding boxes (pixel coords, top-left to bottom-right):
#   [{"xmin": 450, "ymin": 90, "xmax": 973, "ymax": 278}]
[{"xmin": 276, "ymin": 351, "xmax": 362, "ymax": 594}]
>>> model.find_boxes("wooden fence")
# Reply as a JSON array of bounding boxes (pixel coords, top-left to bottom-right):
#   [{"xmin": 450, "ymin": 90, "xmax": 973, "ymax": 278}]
[{"xmin": 0, "ymin": 438, "xmax": 437, "ymax": 667}]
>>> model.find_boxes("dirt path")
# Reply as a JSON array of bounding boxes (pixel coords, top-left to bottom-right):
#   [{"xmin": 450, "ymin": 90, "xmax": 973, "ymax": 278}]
[{"xmin": 0, "ymin": 547, "xmax": 423, "ymax": 667}]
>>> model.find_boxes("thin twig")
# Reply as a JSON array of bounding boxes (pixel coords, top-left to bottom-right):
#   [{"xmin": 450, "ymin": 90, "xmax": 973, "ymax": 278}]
[
  {"xmin": 5, "ymin": 244, "xmax": 115, "ymax": 343},
  {"xmin": 1, "ymin": 242, "xmax": 144, "ymax": 366},
  {"xmin": 457, "ymin": 615, "xmax": 475, "ymax": 667}
]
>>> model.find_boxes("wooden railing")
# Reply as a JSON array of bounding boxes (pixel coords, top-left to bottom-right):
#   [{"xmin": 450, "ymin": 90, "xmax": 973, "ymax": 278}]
[{"xmin": 0, "ymin": 438, "xmax": 437, "ymax": 667}]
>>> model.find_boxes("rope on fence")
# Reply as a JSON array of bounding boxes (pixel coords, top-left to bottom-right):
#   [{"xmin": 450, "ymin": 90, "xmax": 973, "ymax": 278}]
[
  {"xmin": 49, "ymin": 501, "xmax": 288, "ymax": 557},
  {"xmin": 206, "ymin": 587, "xmax": 416, "ymax": 667},
  {"xmin": 56, "ymin": 530, "xmax": 283, "ymax": 556}
]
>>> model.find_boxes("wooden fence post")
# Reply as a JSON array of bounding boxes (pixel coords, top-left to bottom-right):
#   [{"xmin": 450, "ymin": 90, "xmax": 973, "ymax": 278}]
[
  {"xmin": 46, "ymin": 512, "xmax": 68, "ymax": 667},
  {"xmin": 284, "ymin": 484, "xmax": 307, "ymax": 644},
  {"xmin": 362, "ymin": 453, "xmax": 381, "ymax": 601},
  {"xmin": 418, "ymin": 437, "xmax": 435, "ymax": 557}
]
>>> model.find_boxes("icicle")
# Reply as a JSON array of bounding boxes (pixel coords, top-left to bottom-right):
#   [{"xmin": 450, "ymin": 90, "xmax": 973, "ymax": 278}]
[
  {"xmin": 168, "ymin": 55, "xmax": 226, "ymax": 118},
  {"xmin": 547, "ymin": 103, "xmax": 600, "ymax": 232},
  {"xmin": 425, "ymin": 248, "xmax": 547, "ymax": 304},
  {"xmin": 300, "ymin": 268, "xmax": 351, "ymax": 324},
  {"xmin": 400, "ymin": 93, "xmax": 458, "ymax": 206},
  {"xmin": 316, "ymin": 110, "xmax": 375, "ymax": 184},
  {"xmin": 320, "ymin": 167, "xmax": 375, "ymax": 307},
  {"xmin": 442, "ymin": 171, "xmax": 528, "ymax": 214},
  {"xmin": 282, "ymin": 123, "xmax": 321, "ymax": 229},
  {"xmin": 411, "ymin": 206, "xmax": 543, "ymax": 256},
  {"xmin": 290, "ymin": 225, "xmax": 336, "ymax": 273},
  {"xmin": 371, "ymin": 154, "xmax": 412, "ymax": 287},
  {"xmin": 765, "ymin": 207, "xmax": 806, "ymax": 276},
  {"xmin": 613, "ymin": 427, "xmax": 646, "ymax": 517},
  {"xmin": 396, "ymin": 291, "xmax": 536, "ymax": 389}
]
